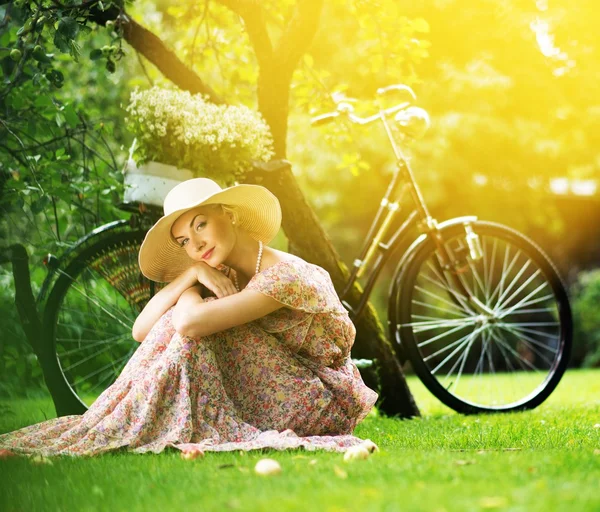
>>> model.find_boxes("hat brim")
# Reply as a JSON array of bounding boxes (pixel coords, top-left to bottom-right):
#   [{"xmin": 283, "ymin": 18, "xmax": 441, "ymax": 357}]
[{"xmin": 138, "ymin": 184, "xmax": 281, "ymax": 282}]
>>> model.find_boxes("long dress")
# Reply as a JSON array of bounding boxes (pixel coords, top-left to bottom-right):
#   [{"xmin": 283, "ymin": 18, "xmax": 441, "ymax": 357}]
[{"xmin": 0, "ymin": 254, "xmax": 378, "ymax": 457}]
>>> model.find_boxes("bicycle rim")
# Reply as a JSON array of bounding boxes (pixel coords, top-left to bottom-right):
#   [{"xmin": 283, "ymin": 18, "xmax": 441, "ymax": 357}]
[
  {"xmin": 398, "ymin": 221, "xmax": 572, "ymax": 414},
  {"xmin": 44, "ymin": 230, "xmax": 155, "ymax": 408}
]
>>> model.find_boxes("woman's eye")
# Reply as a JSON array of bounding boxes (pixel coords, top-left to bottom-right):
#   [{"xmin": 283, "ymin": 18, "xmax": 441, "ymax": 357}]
[
  {"xmin": 196, "ymin": 222, "xmax": 206, "ymax": 230},
  {"xmin": 181, "ymin": 239, "xmax": 188, "ymax": 247}
]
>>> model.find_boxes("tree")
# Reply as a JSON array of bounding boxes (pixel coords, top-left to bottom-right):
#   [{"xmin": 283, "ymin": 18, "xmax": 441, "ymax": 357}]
[{"xmin": 0, "ymin": 0, "xmax": 432, "ymax": 417}]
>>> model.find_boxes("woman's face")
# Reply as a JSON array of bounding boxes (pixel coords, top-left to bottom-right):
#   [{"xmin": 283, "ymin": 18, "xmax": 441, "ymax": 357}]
[{"xmin": 170, "ymin": 205, "xmax": 235, "ymax": 266}]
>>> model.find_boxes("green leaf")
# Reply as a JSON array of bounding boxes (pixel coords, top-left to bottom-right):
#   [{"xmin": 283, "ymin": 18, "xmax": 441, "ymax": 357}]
[
  {"xmin": 30, "ymin": 196, "xmax": 49, "ymax": 214},
  {"xmin": 412, "ymin": 18, "xmax": 430, "ymax": 33},
  {"xmin": 64, "ymin": 105, "xmax": 79, "ymax": 127},
  {"xmin": 53, "ymin": 32, "xmax": 70, "ymax": 53},
  {"xmin": 55, "ymin": 111, "xmax": 65, "ymax": 127},
  {"xmin": 34, "ymin": 94, "xmax": 53, "ymax": 108},
  {"xmin": 89, "ymin": 48, "xmax": 103, "ymax": 61},
  {"xmin": 69, "ymin": 39, "xmax": 82, "ymax": 62},
  {"xmin": 57, "ymin": 17, "xmax": 79, "ymax": 39}
]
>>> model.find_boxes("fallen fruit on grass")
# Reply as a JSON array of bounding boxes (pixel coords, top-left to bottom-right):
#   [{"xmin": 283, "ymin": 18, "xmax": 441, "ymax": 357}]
[
  {"xmin": 29, "ymin": 454, "xmax": 53, "ymax": 465},
  {"xmin": 361, "ymin": 439, "xmax": 379, "ymax": 453},
  {"xmin": 254, "ymin": 458, "xmax": 281, "ymax": 475},
  {"xmin": 333, "ymin": 465, "xmax": 348, "ymax": 479},
  {"xmin": 0, "ymin": 449, "xmax": 18, "ymax": 459},
  {"xmin": 180, "ymin": 448, "xmax": 204, "ymax": 460},
  {"xmin": 454, "ymin": 459, "xmax": 476, "ymax": 466},
  {"xmin": 343, "ymin": 444, "xmax": 370, "ymax": 462}
]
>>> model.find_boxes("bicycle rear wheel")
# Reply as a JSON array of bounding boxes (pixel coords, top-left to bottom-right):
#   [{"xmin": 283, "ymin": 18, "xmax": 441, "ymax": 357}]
[
  {"xmin": 396, "ymin": 220, "xmax": 572, "ymax": 414},
  {"xmin": 43, "ymin": 229, "xmax": 161, "ymax": 411}
]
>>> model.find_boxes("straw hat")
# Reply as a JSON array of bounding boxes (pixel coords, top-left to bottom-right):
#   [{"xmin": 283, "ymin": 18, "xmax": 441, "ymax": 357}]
[{"xmin": 138, "ymin": 178, "xmax": 281, "ymax": 282}]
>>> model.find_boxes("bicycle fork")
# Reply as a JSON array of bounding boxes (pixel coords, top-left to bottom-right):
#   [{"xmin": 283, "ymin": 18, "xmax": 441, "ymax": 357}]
[{"xmin": 427, "ymin": 219, "xmax": 490, "ymax": 316}]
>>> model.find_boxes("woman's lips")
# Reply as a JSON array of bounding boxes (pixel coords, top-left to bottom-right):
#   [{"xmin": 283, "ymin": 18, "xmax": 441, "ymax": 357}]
[{"xmin": 201, "ymin": 247, "xmax": 214, "ymax": 260}]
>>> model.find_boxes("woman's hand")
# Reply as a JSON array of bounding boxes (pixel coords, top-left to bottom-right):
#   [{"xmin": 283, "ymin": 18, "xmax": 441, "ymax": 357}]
[{"xmin": 191, "ymin": 262, "xmax": 238, "ymax": 299}]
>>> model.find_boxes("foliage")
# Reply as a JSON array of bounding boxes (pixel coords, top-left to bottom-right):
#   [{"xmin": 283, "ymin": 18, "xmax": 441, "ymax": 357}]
[
  {"xmin": 570, "ymin": 270, "xmax": 600, "ymax": 368},
  {"xmin": 2, "ymin": 0, "xmax": 600, "ymax": 399},
  {"xmin": 0, "ymin": 2, "xmax": 137, "ymax": 399},
  {"xmin": 125, "ymin": 86, "xmax": 274, "ymax": 183}
]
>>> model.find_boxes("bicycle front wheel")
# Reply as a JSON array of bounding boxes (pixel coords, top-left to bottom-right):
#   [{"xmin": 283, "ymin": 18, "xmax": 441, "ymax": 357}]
[
  {"xmin": 396, "ymin": 220, "xmax": 572, "ymax": 414},
  {"xmin": 43, "ymin": 229, "xmax": 159, "ymax": 411}
]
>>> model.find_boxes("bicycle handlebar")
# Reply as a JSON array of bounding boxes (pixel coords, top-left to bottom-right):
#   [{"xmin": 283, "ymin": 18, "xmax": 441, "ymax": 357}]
[
  {"xmin": 310, "ymin": 83, "xmax": 417, "ymax": 127},
  {"xmin": 310, "ymin": 112, "xmax": 340, "ymax": 127},
  {"xmin": 376, "ymin": 83, "xmax": 416, "ymax": 99},
  {"xmin": 310, "ymin": 100, "xmax": 412, "ymax": 127}
]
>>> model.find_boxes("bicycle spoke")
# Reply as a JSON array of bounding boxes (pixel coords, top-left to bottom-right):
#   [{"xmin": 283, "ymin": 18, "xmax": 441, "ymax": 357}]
[
  {"xmin": 466, "ymin": 330, "xmax": 489, "ymax": 401},
  {"xmin": 502, "ymin": 307, "xmax": 555, "ymax": 315},
  {"xmin": 423, "ymin": 330, "xmax": 479, "ymax": 362},
  {"xmin": 431, "ymin": 325, "xmax": 485, "ymax": 375},
  {"xmin": 413, "ymin": 313, "xmax": 464, "ymax": 321},
  {"xmin": 504, "ymin": 324, "xmax": 559, "ymax": 341},
  {"xmin": 500, "ymin": 329, "xmax": 555, "ymax": 368},
  {"xmin": 414, "ymin": 322, "xmax": 474, "ymax": 349},
  {"xmin": 415, "ymin": 285, "xmax": 470, "ymax": 316},
  {"xmin": 58, "ymin": 267, "xmax": 133, "ymax": 328},
  {"xmin": 498, "ymin": 323, "xmax": 559, "ymax": 355},
  {"xmin": 499, "ymin": 293, "xmax": 556, "ymax": 315},
  {"xmin": 489, "ymin": 245, "xmax": 519, "ymax": 305},
  {"xmin": 496, "ymin": 269, "xmax": 543, "ymax": 312},
  {"xmin": 488, "ymin": 329, "xmax": 541, "ymax": 372},
  {"xmin": 65, "ymin": 281, "xmax": 132, "ymax": 330},
  {"xmin": 493, "ymin": 258, "xmax": 532, "ymax": 310},
  {"xmin": 425, "ymin": 261, "xmax": 475, "ymax": 315},
  {"xmin": 83, "ymin": 345, "xmax": 136, "ymax": 399},
  {"xmin": 62, "ymin": 342, "xmax": 121, "ymax": 373},
  {"xmin": 72, "ymin": 351, "xmax": 134, "ymax": 389},
  {"xmin": 483, "ymin": 237, "xmax": 498, "ymax": 302},
  {"xmin": 403, "ymin": 317, "xmax": 478, "ymax": 333},
  {"xmin": 412, "ymin": 299, "xmax": 467, "ymax": 317},
  {"xmin": 58, "ymin": 334, "xmax": 132, "ymax": 356},
  {"xmin": 497, "ymin": 283, "xmax": 551, "ymax": 319},
  {"xmin": 54, "ymin": 322, "xmax": 120, "ymax": 336},
  {"xmin": 467, "ymin": 255, "xmax": 487, "ymax": 301}
]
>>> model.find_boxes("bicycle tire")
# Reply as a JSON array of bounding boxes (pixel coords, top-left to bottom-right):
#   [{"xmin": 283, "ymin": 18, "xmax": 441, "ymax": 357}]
[
  {"xmin": 43, "ymin": 229, "xmax": 158, "ymax": 412},
  {"xmin": 395, "ymin": 220, "xmax": 572, "ymax": 414}
]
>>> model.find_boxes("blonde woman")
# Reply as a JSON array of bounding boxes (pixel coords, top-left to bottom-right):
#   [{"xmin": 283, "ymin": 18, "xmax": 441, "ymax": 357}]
[{"xmin": 0, "ymin": 178, "xmax": 378, "ymax": 457}]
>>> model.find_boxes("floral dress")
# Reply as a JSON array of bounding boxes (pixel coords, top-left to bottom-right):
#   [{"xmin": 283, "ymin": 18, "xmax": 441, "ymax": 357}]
[{"xmin": 0, "ymin": 255, "xmax": 378, "ymax": 457}]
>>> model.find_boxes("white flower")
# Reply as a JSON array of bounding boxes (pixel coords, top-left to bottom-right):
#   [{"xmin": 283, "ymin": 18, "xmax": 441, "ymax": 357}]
[{"xmin": 125, "ymin": 86, "xmax": 274, "ymax": 183}]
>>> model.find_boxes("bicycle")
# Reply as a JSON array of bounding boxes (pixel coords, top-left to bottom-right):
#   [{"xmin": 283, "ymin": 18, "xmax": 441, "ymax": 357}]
[{"xmin": 35, "ymin": 83, "xmax": 572, "ymax": 416}]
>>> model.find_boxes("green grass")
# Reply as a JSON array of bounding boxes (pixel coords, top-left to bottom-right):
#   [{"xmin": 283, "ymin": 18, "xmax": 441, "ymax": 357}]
[{"xmin": 1, "ymin": 369, "xmax": 599, "ymax": 512}]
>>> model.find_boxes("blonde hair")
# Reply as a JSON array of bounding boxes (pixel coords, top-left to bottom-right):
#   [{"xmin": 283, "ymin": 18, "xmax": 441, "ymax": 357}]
[{"xmin": 205, "ymin": 203, "xmax": 240, "ymax": 225}]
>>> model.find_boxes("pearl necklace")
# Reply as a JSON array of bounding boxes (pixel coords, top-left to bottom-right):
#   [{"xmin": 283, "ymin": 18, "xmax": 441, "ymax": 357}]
[{"xmin": 232, "ymin": 240, "xmax": 263, "ymax": 292}]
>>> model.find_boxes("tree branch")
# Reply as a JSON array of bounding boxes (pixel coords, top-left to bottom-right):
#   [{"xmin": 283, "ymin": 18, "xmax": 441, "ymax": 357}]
[
  {"xmin": 86, "ymin": 5, "xmax": 224, "ymax": 103},
  {"xmin": 275, "ymin": 0, "xmax": 324, "ymax": 73},
  {"xmin": 119, "ymin": 14, "xmax": 224, "ymax": 102},
  {"xmin": 216, "ymin": 0, "xmax": 274, "ymax": 69}
]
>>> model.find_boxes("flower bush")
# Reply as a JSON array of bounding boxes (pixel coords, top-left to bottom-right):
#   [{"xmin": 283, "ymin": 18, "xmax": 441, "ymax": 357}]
[{"xmin": 124, "ymin": 86, "xmax": 274, "ymax": 183}]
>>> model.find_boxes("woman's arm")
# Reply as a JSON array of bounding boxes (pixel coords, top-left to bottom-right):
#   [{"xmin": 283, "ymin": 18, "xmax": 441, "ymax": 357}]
[
  {"xmin": 132, "ymin": 265, "xmax": 198, "ymax": 343},
  {"xmin": 173, "ymin": 289, "xmax": 284, "ymax": 338}
]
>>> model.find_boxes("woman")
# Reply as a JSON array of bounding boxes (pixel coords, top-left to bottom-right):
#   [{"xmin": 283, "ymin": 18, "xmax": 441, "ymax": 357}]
[{"xmin": 0, "ymin": 178, "xmax": 378, "ymax": 457}]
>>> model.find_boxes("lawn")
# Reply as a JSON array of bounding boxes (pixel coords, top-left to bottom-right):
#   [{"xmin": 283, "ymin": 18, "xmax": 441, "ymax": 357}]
[{"xmin": 1, "ymin": 369, "xmax": 599, "ymax": 512}]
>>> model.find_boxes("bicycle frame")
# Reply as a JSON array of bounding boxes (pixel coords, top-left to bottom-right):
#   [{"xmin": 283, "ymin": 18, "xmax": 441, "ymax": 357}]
[{"xmin": 337, "ymin": 99, "xmax": 487, "ymax": 322}]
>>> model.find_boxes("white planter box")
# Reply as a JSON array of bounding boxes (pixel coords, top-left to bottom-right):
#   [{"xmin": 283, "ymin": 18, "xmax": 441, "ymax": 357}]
[{"xmin": 123, "ymin": 159, "xmax": 194, "ymax": 207}]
